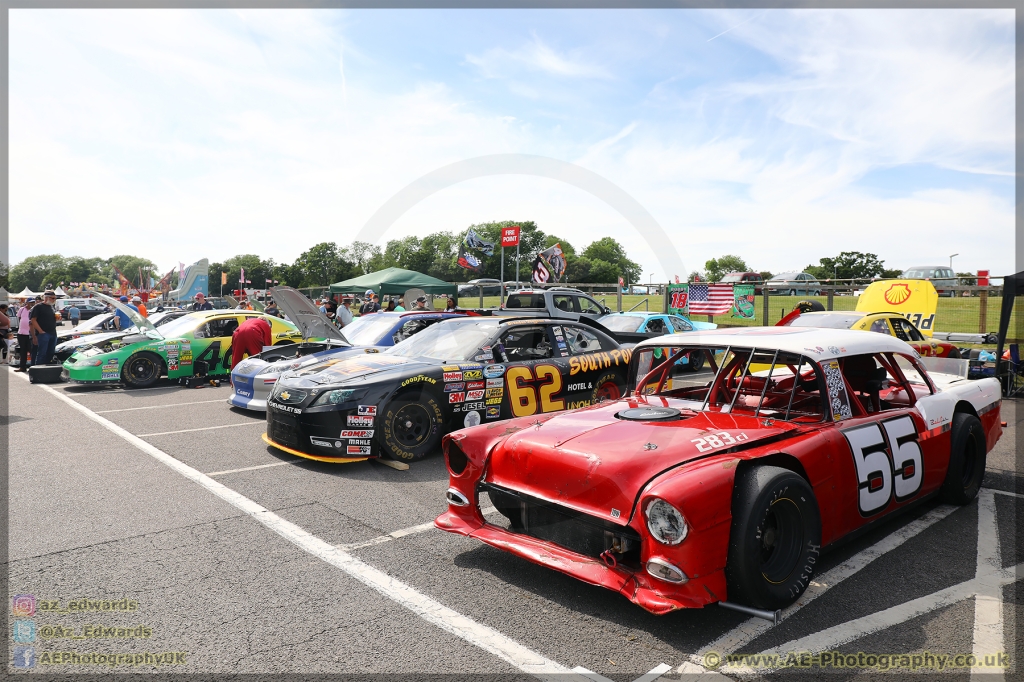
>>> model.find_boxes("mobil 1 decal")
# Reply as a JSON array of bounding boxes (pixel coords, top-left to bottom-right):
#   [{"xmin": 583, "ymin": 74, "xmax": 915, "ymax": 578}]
[{"xmin": 841, "ymin": 414, "xmax": 924, "ymax": 516}]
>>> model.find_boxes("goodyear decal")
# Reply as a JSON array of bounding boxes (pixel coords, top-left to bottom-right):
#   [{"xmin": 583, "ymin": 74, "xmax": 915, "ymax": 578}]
[
  {"xmin": 401, "ymin": 375, "xmax": 437, "ymax": 387},
  {"xmin": 569, "ymin": 348, "xmax": 633, "ymax": 376}
]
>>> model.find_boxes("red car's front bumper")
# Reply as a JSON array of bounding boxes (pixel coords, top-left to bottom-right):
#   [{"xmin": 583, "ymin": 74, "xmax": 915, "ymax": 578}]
[{"xmin": 435, "ymin": 508, "xmax": 726, "ymax": 615}]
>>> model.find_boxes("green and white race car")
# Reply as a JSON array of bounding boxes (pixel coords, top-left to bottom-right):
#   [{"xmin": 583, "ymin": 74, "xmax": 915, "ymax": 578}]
[{"xmin": 62, "ymin": 294, "xmax": 302, "ymax": 388}]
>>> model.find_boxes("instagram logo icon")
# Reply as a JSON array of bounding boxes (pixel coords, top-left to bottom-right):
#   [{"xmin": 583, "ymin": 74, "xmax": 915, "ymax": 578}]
[{"xmin": 12, "ymin": 594, "xmax": 36, "ymax": 616}]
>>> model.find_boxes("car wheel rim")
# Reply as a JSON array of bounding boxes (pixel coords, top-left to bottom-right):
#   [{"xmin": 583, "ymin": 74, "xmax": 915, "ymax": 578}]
[
  {"xmin": 595, "ymin": 381, "xmax": 620, "ymax": 402},
  {"xmin": 760, "ymin": 498, "xmax": 803, "ymax": 584},
  {"xmin": 128, "ymin": 358, "xmax": 157, "ymax": 383},
  {"xmin": 393, "ymin": 404, "xmax": 432, "ymax": 449}
]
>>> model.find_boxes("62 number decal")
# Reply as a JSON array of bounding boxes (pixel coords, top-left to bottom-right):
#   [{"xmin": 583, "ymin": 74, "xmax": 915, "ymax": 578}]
[
  {"xmin": 691, "ymin": 431, "xmax": 748, "ymax": 452},
  {"xmin": 507, "ymin": 364, "xmax": 565, "ymax": 418},
  {"xmin": 842, "ymin": 415, "xmax": 923, "ymax": 516}
]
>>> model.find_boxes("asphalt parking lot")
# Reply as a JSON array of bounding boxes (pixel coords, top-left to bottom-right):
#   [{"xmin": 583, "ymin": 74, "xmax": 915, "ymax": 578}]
[{"xmin": 7, "ymin": 366, "xmax": 1022, "ymax": 679}]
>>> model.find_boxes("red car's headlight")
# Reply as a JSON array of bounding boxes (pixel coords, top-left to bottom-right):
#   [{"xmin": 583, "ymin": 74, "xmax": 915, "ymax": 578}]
[{"xmin": 645, "ymin": 498, "xmax": 688, "ymax": 545}]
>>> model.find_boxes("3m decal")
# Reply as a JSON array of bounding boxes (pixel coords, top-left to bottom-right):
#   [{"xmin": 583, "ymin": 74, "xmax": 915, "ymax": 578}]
[
  {"xmin": 443, "ymin": 371, "xmax": 463, "ymax": 382},
  {"xmin": 449, "ymin": 392, "xmax": 466, "ymax": 403},
  {"xmin": 466, "ymin": 389, "xmax": 485, "ymax": 401},
  {"xmin": 483, "ymin": 364, "xmax": 505, "ymax": 378},
  {"xmin": 568, "ymin": 349, "xmax": 633, "ymax": 376},
  {"xmin": 347, "ymin": 415, "xmax": 374, "ymax": 427},
  {"xmin": 486, "ymin": 378, "xmax": 504, "ymax": 388},
  {"xmin": 463, "ymin": 411, "xmax": 481, "ymax": 428},
  {"xmin": 444, "ymin": 382, "xmax": 466, "ymax": 392},
  {"xmin": 357, "ymin": 405, "xmax": 377, "ymax": 416},
  {"xmin": 466, "ymin": 381, "xmax": 485, "ymax": 390},
  {"xmin": 485, "ymin": 406, "xmax": 500, "ymax": 419},
  {"xmin": 340, "ymin": 430, "xmax": 374, "ymax": 438},
  {"xmin": 462, "ymin": 370, "xmax": 483, "ymax": 380},
  {"xmin": 842, "ymin": 415, "xmax": 923, "ymax": 516},
  {"xmin": 347, "ymin": 445, "xmax": 372, "ymax": 455},
  {"xmin": 691, "ymin": 431, "xmax": 749, "ymax": 452},
  {"xmin": 401, "ymin": 375, "xmax": 437, "ymax": 387},
  {"xmin": 506, "ymin": 363, "xmax": 566, "ymax": 418},
  {"xmin": 484, "ymin": 387, "xmax": 503, "ymax": 399}
]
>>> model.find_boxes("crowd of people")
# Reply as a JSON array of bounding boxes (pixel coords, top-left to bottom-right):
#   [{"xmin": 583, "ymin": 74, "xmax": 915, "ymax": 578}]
[{"xmin": 2, "ymin": 290, "xmax": 60, "ymax": 370}]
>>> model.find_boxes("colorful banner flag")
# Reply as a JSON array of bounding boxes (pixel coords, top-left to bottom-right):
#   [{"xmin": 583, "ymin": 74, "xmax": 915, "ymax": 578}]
[
  {"xmin": 732, "ymin": 284, "xmax": 756, "ymax": 319},
  {"xmin": 457, "ymin": 243, "xmax": 483, "ymax": 272},
  {"xmin": 688, "ymin": 283, "xmax": 734, "ymax": 315},
  {"xmin": 239, "ymin": 267, "xmax": 245, "ymax": 283},
  {"xmin": 465, "ymin": 229, "xmax": 495, "ymax": 257},
  {"xmin": 667, "ymin": 284, "xmax": 689, "ymax": 315},
  {"xmin": 531, "ymin": 243, "xmax": 566, "ymax": 284}
]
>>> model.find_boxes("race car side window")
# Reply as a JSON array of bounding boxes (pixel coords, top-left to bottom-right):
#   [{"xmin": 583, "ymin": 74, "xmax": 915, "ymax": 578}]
[
  {"xmin": 890, "ymin": 317, "xmax": 925, "ymax": 342},
  {"xmin": 869, "ymin": 319, "xmax": 891, "ymax": 335},
  {"xmin": 203, "ymin": 317, "xmax": 240, "ymax": 339},
  {"xmin": 578, "ymin": 297, "xmax": 604, "ymax": 315},
  {"xmin": 669, "ymin": 316, "xmax": 693, "ymax": 332},
  {"xmin": 892, "ymin": 354, "xmax": 935, "ymax": 398},
  {"xmin": 552, "ymin": 295, "xmax": 575, "ymax": 313},
  {"xmin": 564, "ymin": 326, "xmax": 607, "ymax": 354},
  {"xmin": 499, "ymin": 326, "xmax": 553, "ymax": 361},
  {"xmin": 645, "ymin": 318, "xmax": 667, "ymax": 334}
]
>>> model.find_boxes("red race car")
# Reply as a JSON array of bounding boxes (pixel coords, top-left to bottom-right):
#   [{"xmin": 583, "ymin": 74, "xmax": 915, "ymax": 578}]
[{"xmin": 436, "ymin": 328, "xmax": 1002, "ymax": 615}]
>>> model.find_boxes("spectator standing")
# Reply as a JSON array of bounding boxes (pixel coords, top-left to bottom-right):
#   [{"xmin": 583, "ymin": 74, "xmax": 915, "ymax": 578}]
[
  {"xmin": 394, "ymin": 298, "xmax": 406, "ymax": 312},
  {"xmin": 191, "ymin": 293, "xmax": 213, "ymax": 311},
  {"xmin": 413, "ymin": 296, "xmax": 429, "ymax": 311},
  {"xmin": 338, "ymin": 298, "xmax": 354, "ymax": 327},
  {"xmin": 113, "ymin": 296, "xmax": 139, "ymax": 330},
  {"xmin": 359, "ymin": 290, "xmax": 381, "ymax": 315},
  {"xmin": 67, "ymin": 303, "xmax": 81, "ymax": 327},
  {"xmin": 15, "ymin": 300, "xmax": 34, "ymax": 371},
  {"xmin": 384, "ymin": 299, "xmax": 396, "ymax": 312},
  {"xmin": 132, "ymin": 296, "xmax": 148, "ymax": 318},
  {"xmin": 264, "ymin": 299, "xmax": 280, "ymax": 317},
  {"xmin": 0, "ymin": 303, "xmax": 11, "ymax": 364},
  {"xmin": 30, "ymin": 291, "xmax": 58, "ymax": 365},
  {"xmin": 446, "ymin": 296, "xmax": 457, "ymax": 311},
  {"xmin": 231, "ymin": 317, "xmax": 272, "ymax": 367}
]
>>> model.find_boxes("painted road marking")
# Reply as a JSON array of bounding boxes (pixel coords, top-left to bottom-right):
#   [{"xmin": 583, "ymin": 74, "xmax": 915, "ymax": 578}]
[
  {"xmin": 96, "ymin": 399, "xmax": 226, "ymax": 413},
  {"xmin": 18, "ymin": 373, "xmax": 581, "ymax": 681},
  {"xmin": 683, "ymin": 502, "xmax": 959, "ymax": 675},
  {"xmin": 337, "ymin": 506, "xmax": 499, "ymax": 551},
  {"xmin": 572, "ymin": 663, "xmax": 671, "ymax": 682},
  {"xmin": 971, "ymin": 490, "xmax": 1003, "ymax": 682},
  {"xmin": 206, "ymin": 462, "xmax": 292, "ymax": 477},
  {"xmin": 137, "ymin": 422, "xmax": 264, "ymax": 437}
]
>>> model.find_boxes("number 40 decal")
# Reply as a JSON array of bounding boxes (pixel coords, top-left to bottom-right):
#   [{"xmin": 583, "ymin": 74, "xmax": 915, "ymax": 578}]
[{"xmin": 842, "ymin": 415, "xmax": 923, "ymax": 516}]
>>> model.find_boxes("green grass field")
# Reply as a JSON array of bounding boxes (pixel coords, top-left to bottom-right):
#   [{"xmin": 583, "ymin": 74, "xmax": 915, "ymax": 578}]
[{"xmin": 447, "ymin": 293, "xmax": 1017, "ymax": 343}]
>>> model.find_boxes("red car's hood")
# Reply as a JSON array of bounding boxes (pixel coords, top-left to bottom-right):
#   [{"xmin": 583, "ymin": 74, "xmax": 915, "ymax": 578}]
[{"xmin": 485, "ymin": 398, "xmax": 799, "ymax": 525}]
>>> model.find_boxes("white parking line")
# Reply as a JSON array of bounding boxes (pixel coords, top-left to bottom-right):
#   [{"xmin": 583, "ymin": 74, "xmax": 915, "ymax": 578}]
[
  {"xmin": 137, "ymin": 422, "xmax": 264, "ymax": 437},
  {"xmin": 206, "ymin": 462, "xmax": 292, "ymax": 476},
  {"xmin": 96, "ymin": 399, "xmax": 226, "ymax": 413},
  {"xmin": 337, "ymin": 506, "xmax": 499, "ymax": 551},
  {"xmin": 971, "ymin": 490, "xmax": 1004, "ymax": 682},
  {"xmin": 573, "ymin": 663, "xmax": 671, "ymax": 682},
  {"xmin": 20, "ymin": 373, "xmax": 580, "ymax": 680}
]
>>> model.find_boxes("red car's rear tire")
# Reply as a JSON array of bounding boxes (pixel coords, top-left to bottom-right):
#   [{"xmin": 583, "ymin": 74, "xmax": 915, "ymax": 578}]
[
  {"xmin": 940, "ymin": 413, "xmax": 985, "ymax": 505},
  {"xmin": 726, "ymin": 466, "xmax": 822, "ymax": 610}
]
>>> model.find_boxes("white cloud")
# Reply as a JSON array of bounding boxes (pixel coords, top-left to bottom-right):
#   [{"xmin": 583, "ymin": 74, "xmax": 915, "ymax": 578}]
[{"xmin": 465, "ymin": 32, "xmax": 610, "ymax": 80}]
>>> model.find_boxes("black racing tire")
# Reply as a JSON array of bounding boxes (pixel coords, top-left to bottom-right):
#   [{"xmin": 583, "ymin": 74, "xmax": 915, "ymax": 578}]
[
  {"xmin": 947, "ymin": 347, "xmax": 962, "ymax": 359},
  {"xmin": 122, "ymin": 352, "xmax": 165, "ymax": 389},
  {"xmin": 380, "ymin": 391, "xmax": 444, "ymax": 462},
  {"xmin": 726, "ymin": 466, "xmax": 822, "ymax": 610},
  {"xmin": 940, "ymin": 413, "xmax": 985, "ymax": 505},
  {"xmin": 687, "ymin": 350, "xmax": 705, "ymax": 372}
]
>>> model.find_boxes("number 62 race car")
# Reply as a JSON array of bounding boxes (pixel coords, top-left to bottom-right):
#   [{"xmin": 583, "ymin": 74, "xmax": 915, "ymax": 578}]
[{"xmin": 436, "ymin": 327, "xmax": 1002, "ymax": 615}]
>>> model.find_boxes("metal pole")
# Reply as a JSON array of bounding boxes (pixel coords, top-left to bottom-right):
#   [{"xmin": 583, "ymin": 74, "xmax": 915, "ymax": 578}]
[
  {"xmin": 515, "ymin": 241, "xmax": 520, "ymax": 284},
  {"xmin": 500, "ymin": 245, "xmax": 505, "ymax": 309},
  {"xmin": 762, "ymin": 288, "xmax": 769, "ymax": 325},
  {"xmin": 616, "ymin": 280, "xmax": 622, "ymax": 312}
]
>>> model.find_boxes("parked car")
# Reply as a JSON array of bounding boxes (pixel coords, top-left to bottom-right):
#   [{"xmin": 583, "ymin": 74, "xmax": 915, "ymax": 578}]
[
  {"xmin": 765, "ymin": 272, "xmax": 821, "ymax": 296},
  {"xmin": 900, "ymin": 266, "xmax": 958, "ymax": 297},
  {"xmin": 719, "ymin": 272, "xmax": 764, "ymax": 294},
  {"xmin": 458, "ymin": 279, "xmax": 503, "ymax": 298},
  {"xmin": 503, "ymin": 288, "xmax": 611, "ymax": 321},
  {"xmin": 55, "ymin": 298, "xmax": 108, "ymax": 321}
]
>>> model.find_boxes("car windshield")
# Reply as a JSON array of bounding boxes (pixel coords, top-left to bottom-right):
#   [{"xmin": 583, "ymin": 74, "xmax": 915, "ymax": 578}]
[
  {"xmin": 341, "ymin": 315, "xmax": 399, "ymax": 346},
  {"xmin": 385, "ymin": 319, "xmax": 499, "ymax": 361},
  {"xmin": 153, "ymin": 315, "xmax": 203, "ymax": 339},
  {"xmin": 629, "ymin": 344, "xmax": 825, "ymax": 422},
  {"xmin": 786, "ymin": 312, "xmax": 866, "ymax": 328},
  {"xmin": 597, "ymin": 315, "xmax": 644, "ymax": 332},
  {"xmin": 770, "ymin": 273, "xmax": 798, "ymax": 281},
  {"xmin": 902, "ymin": 268, "xmax": 947, "ymax": 279}
]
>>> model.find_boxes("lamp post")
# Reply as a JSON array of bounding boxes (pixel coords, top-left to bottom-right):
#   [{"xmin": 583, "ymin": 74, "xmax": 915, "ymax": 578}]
[{"xmin": 949, "ymin": 253, "xmax": 959, "ymax": 269}]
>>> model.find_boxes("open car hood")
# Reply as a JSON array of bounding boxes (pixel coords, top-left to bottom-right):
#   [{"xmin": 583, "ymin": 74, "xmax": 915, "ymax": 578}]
[
  {"xmin": 270, "ymin": 286, "xmax": 348, "ymax": 345},
  {"xmin": 485, "ymin": 398, "xmax": 799, "ymax": 525},
  {"xmin": 91, "ymin": 292, "xmax": 161, "ymax": 339}
]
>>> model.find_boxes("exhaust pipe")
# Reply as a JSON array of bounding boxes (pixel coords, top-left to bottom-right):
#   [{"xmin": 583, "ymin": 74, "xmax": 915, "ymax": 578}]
[{"xmin": 718, "ymin": 601, "xmax": 782, "ymax": 624}]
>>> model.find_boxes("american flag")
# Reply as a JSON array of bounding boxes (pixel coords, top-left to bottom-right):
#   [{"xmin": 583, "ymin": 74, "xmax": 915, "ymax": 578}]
[{"xmin": 688, "ymin": 283, "xmax": 734, "ymax": 315}]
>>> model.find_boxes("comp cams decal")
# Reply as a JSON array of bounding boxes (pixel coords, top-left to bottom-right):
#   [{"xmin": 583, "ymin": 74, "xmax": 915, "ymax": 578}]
[{"xmin": 340, "ymin": 430, "xmax": 374, "ymax": 438}]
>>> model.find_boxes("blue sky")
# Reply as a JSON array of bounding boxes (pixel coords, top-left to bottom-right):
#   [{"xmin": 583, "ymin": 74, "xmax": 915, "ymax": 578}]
[{"xmin": 9, "ymin": 8, "xmax": 1015, "ymax": 280}]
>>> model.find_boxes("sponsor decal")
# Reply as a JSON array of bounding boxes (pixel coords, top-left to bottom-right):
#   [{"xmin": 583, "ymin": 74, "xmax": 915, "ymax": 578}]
[
  {"xmin": 464, "ymin": 411, "xmax": 481, "ymax": 428},
  {"xmin": 444, "ymin": 382, "xmax": 465, "ymax": 393},
  {"xmin": 347, "ymin": 445, "xmax": 372, "ymax": 455},
  {"xmin": 441, "ymin": 365, "xmax": 461, "ymax": 372},
  {"xmin": 483, "ymin": 364, "xmax": 505, "ymax": 378},
  {"xmin": 462, "ymin": 369, "xmax": 483, "ymax": 380},
  {"xmin": 485, "ymin": 397, "xmax": 502, "ymax": 405},
  {"xmin": 822, "ymin": 359, "xmax": 853, "ymax": 421},
  {"xmin": 566, "ymin": 382, "xmax": 593, "ymax": 391},
  {"xmin": 557, "ymin": 342, "xmax": 567, "ymax": 349},
  {"xmin": 340, "ymin": 430, "xmax": 374, "ymax": 438},
  {"xmin": 347, "ymin": 438, "xmax": 372, "ymax": 446},
  {"xmin": 883, "ymin": 282, "xmax": 912, "ymax": 305},
  {"xmin": 474, "ymin": 354, "xmax": 489, "ymax": 361},
  {"xmin": 461, "ymin": 401, "xmax": 485, "ymax": 412},
  {"xmin": 567, "ymin": 400, "xmax": 592, "ymax": 409},
  {"xmin": 100, "ymin": 358, "xmax": 120, "ymax": 380},
  {"xmin": 263, "ymin": 377, "xmax": 278, "ymax": 384},
  {"xmin": 310, "ymin": 437, "xmax": 335, "ymax": 448},
  {"xmin": 466, "ymin": 389, "xmax": 485, "ymax": 400},
  {"xmin": 443, "ymin": 371, "xmax": 463, "ymax": 382},
  {"xmin": 466, "ymin": 380, "xmax": 485, "ymax": 390},
  {"xmin": 485, "ymin": 406, "xmax": 500, "ymax": 419},
  {"xmin": 449, "ymin": 392, "xmax": 466, "ymax": 403},
  {"xmin": 180, "ymin": 342, "xmax": 192, "ymax": 366},
  {"xmin": 235, "ymin": 389, "xmax": 252, "ymax": 398},
  {"xmin": 568, "ymin": 348, "xmax": 633, "ymax": 376},
  {"xmin": 347, "ymin": 415, "xmax": 374, "ymax": 427},
  {"xmin": 358, "ymin": 405, "xmax": 377, "ymax": 416},
  {"xmin": 401, "ymin": 375, "xmax": 437, "ymax": 387},
  {"xmin": 552, "ymin": 326, "xmax": 562, "ymax": 335},
  {"xmin": 459, "ymin": 363, "xmax": 483, "ymax": 370},
  {"xmin": 484, "ymin": 387, "xmax": 503, "ymax": 398},
  {"xmin": 486, "ymin": 378, "xmax": 503, "ymax": 388},
  {"xmin": 268, "ymin": 402, "xmax": 302, "ymax": 414}
]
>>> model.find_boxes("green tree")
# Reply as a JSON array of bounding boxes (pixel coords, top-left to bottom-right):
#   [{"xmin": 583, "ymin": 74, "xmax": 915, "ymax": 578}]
[
  {"xmin": 347, "ymin": 241, "xmax": 384, "ymax": 276},
  {"xmin": 956, "ymin": 271, "xmax": 977, "ymax": 285},
  {"xmin": 882, "ymin": 267, "xmax": 903, "ymax": 279},
  {"xmin": 108, "ymin": 255, "xmax": 158, "ymax": 288},
  {"xmin": 0, "ymin": 261, "xmax": 9, "ymax": 291},
  {"xmin": 456, "ymin": 221, "xmax": 545, "ymax": 282},
  {"xmin": 703, "ymin": 255, "xmax": 749, "ymax": 282},
  {"xmin": 687, "ymin": 270, "xmax": 704, "ymax": 283},
  {"xmin": 580, "ymin": 237, "xmax": 641, "ymax": 284},
  {"xmin": 10, "ymin": 254, "xmax": 69, "ymax": 291},
  {"xmin": 759, "ymin": 271, "xmax": 774, "ymax": 281},
  {"xmin": 291, "ymin": 242, "xmax": 358, "ymax": 287},
  {"xmin": 804, "ymin": 251, "xmax": 888, "ymax": 281}
]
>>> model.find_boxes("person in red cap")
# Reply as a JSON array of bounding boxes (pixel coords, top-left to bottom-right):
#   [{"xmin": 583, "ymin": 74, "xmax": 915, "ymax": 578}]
[{"xmin": 231, "ymin": 316, "xmax": 272, "ymax": 367}]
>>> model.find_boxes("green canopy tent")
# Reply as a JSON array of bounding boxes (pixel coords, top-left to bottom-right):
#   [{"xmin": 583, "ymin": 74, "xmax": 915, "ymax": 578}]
[{"xmin": 328, "ymin": 267, "xmax": 457, "ymax": 296}]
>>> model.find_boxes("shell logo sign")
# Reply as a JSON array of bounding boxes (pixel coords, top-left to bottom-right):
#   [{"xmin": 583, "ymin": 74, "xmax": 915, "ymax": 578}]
[{"xmin": 883, "ymin": 283, "xmax": 912, "ymax": 305}]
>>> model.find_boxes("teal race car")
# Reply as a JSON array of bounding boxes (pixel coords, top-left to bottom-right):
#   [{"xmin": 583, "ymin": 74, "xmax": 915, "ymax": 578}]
[
  {"xmin": 63, "ymin": 294, "xmax": 302, "ymax": 388},
  {"xmin": 597, "ymin": 311, "xmax": 717, "ymax": 370}
]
